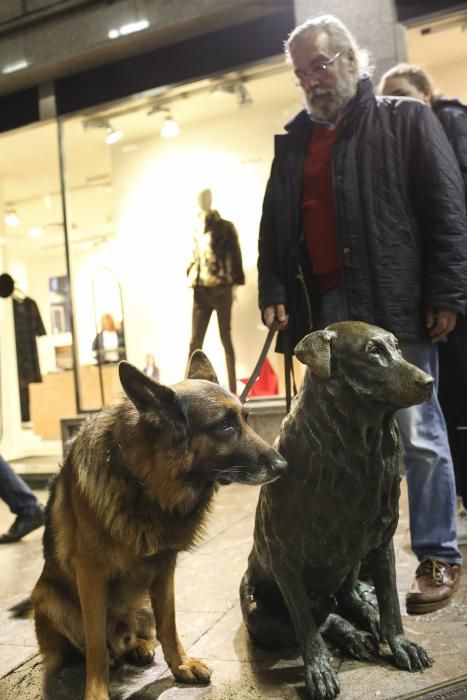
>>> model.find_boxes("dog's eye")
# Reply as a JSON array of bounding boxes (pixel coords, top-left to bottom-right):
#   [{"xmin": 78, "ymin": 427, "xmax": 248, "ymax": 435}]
[
  {"xmin": 219, "ymin": 417, "xmax": 235, "ymax": 432},
  {"xmin": 368, "ymin": 344, "xmax": 382, "ymax": 356}
]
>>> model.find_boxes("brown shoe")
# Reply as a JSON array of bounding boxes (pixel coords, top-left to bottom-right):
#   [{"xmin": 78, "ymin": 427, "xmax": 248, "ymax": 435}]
[{"xmin": 406, "ymin": 559, "xmax": 461, "ymax": 614}]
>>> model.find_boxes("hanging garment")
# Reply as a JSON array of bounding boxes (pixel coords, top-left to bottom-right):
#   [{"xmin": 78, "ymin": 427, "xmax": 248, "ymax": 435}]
[{"xmin": 13, "ymin": 297, "xmax": 46, "ymax": 421}]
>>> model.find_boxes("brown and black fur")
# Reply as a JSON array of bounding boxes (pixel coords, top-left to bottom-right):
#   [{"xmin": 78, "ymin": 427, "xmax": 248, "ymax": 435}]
[
  {"xmin": 31, "ymin": 351, "xmax": 286, "ymax": 700},
  {"xmin": 240, "ymin": 322, "xmax": 433, "ymax": 700}
]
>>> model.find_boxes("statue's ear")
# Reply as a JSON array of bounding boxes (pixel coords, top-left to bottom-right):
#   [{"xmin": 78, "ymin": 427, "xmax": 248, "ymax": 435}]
[
  {"xmin": 294, "ymin": 330, "xmax": 336, "ymax": 379},
  {"xmin": 186, "ymin": 350, "xmax": 219, "ymax": 383}
]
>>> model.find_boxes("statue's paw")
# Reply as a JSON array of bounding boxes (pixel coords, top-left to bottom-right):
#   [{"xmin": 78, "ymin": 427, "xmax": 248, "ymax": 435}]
[
  {"xmin": 305, "ymin": 657, "xmax": 340, "ymax": 700},
  {"xmin": 359, "ymin": 610, "xmax": 380, "ymax": 643},
  {"xmin": 344, "ymin": 629, "xmax": 379, "ymax": 661},
  {"xmin": 172, "ymin": 656, "xmax": 212, "ymax": 684},
  {"xmin": 389, "ymin": 635, "xmax": 432, "ymax": 672}
]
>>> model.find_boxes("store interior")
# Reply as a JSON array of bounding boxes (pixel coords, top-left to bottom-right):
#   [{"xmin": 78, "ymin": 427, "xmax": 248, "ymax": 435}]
[{"xmin": 0, "ymin": 10, "xmax": 466, "ymax": 461}]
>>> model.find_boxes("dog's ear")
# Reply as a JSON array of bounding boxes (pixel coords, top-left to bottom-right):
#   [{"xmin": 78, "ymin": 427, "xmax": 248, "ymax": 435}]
[
  {"xmin": 186, "ymin": 350, "xmax": 219, "ymax": 383},
  {"xmin": 294, "ymin": 330, "xmax": 336, "ymax": 379},
  {"xmin": 119, "ymin": 361, "xmax": 176, "ymax": 414}
]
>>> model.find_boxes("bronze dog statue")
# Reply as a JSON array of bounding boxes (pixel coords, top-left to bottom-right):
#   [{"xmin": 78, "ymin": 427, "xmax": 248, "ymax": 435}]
[{"xmin": 240, "ymin": 321, "xmax": 433, "ymax": 700}]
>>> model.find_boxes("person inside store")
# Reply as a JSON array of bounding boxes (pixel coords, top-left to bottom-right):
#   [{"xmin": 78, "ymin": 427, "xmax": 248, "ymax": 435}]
[
  {"xmin": 143, "ymin": 352, "xmax": 160, "ymax": 382},
  {"xmin": 0, "ymin": 453, "xmax": 44, "ymax": 543},
  {"xmin": 92, "ymin": 312, "xmax": 126, "ymax": 364},
  {"xmin": 257, "ymin": 14, "xmax": 467, "ymax": 614},
  {"xmin": 187, "ymin": 188, "xmax": 245, "ymax": 393},
  {"xmin": 379, "ymin": 63, "xmax": 467, "ymax": 547}
]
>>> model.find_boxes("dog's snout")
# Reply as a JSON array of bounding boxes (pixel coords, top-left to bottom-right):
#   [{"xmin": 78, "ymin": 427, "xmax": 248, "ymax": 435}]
[
  {"xmin": 270, "ymin": 456, "xmax": 288, "ymax": 473},
  {"xmin": 416, "ymin": 374, "xmax": 434, "ymax": 388},
  {"xmin": 414, "ymin": 371, "xmax": 434, "ymax": 396}
]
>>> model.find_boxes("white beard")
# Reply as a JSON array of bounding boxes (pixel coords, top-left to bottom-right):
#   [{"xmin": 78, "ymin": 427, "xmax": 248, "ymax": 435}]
[{"xmin": 304, "ymin": 68, "xmax": 357, "ymax": 122}]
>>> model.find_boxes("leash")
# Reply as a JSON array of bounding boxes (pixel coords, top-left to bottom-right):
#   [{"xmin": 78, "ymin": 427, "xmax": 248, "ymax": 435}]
[{"xmin": 239, "ymin": 326, "xmax": 277, "ymax": 404}]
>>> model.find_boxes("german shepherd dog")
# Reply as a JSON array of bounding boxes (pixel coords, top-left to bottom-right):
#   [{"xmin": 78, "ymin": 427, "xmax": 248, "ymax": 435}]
[
  {"xmin": 240, "ymin": 322, "xmax": 433, "ymax": 700},
  {"xmin": 31, "ymin": 351, "xmax": 287, "ymax": 700}
]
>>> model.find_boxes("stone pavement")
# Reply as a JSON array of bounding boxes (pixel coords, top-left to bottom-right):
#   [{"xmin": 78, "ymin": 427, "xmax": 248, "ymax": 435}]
[{"xmin": 0, "ymin": 480, "xmax": 466, "ymax": 699}]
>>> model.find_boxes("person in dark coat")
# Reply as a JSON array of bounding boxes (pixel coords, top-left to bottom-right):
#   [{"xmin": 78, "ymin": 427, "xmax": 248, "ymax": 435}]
[
  {"xmin": 257, "ymin": 14, "xmax": 467, "ymax": 614},
  {"xmin": 380, "ymin": 63, "xmax": 467, "ymax": 546}
]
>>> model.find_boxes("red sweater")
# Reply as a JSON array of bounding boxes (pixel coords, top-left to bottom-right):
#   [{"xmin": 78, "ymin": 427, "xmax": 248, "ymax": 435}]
[{"xmin": 302, "ymin": 122, "xmax": 344, "ymax": 293}]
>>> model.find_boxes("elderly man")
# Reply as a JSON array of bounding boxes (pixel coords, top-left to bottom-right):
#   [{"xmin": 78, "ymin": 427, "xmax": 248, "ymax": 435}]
[{"xmin": 258, "ymin": 14, "xmax": 467, "ymax": 613}]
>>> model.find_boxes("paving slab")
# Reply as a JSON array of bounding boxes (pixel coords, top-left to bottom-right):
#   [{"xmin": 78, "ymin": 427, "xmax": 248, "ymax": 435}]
[{"xmin": 0, "ymin": 482, "xmax": 466, "ymax": 699}]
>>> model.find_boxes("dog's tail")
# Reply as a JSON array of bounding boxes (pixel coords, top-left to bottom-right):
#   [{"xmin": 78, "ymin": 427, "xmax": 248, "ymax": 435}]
[{"xmin": 9, "ymin": 597, "xmax": 33, "ymax": 619}]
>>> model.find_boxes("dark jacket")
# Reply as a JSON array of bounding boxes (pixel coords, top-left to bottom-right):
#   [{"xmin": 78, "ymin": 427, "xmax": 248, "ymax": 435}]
[
  {"xmin": 258, "ymin": 78, "xmax": 467, "ymax": 349},
  {"xmin": 432, "ymin": 97, "xmax": 467, "ymax": 203}
]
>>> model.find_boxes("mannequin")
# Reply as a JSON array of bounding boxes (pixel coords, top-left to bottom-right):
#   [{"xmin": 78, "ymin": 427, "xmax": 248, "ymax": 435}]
[{"xmin": 187, "ymin": 189, "xmax": 245, "ymax": 393}]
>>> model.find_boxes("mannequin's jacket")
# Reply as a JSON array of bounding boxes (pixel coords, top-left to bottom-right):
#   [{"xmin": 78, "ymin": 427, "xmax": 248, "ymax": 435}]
[
  {"xmin": 257, "ymin": 77, "xmax": 467, "ymax": 351},
  {"xmin": 187, "ymin": 210, "xmax": 245, "ymax": 288}
]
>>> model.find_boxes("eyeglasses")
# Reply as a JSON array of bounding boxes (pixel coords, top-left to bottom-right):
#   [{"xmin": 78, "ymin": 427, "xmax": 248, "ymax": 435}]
[{"xmin": 294, "ymin": 50, "xmax": 342, "ymax": 86}]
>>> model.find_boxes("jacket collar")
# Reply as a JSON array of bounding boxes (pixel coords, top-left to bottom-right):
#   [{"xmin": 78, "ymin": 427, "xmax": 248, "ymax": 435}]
[{"xmin": 284, "ymin": 76, "xmax": 375, "ymax": 133}]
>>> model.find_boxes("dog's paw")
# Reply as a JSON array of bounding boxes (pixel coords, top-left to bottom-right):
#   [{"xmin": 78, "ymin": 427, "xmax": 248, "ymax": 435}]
[
  {"xmin": 389, "ymin": 635, "xmax": 432, "ymax": 672},
  {"xmin": 173, "ymin": 656, "xmax": 212, "ymax": 684},
  {"xmin": 305, "ymin": 658, "xmax": 340, "ymax": 700},
  {"xmin": 125, "ymin": 638, "xmax": 156, "ymax": 667}
]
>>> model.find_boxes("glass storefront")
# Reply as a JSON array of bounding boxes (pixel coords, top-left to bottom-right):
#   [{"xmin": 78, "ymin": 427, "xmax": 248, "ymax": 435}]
[
  {"xmin": 0, "ymin": 120, "xmax": 68, "ymax": 457},
  {"xmin": 0, "ymin": 58, "xmax": 301, "ymax": 459}
]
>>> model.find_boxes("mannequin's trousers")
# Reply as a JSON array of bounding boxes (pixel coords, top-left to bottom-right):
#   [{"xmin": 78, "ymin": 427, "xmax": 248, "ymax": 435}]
[{"xmin": 189, "ymin": 285, "xmax": 236, "ymax": 393}]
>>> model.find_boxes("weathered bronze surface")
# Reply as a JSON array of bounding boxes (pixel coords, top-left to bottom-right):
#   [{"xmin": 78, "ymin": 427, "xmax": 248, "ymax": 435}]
[{"xmin": 240, "ymin": 321, "xmax": 434, "ymax": 700}]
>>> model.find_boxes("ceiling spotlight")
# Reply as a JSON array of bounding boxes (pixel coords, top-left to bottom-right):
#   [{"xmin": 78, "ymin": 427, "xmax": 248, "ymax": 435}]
[
  {"xmin": 160, "ymin": 114, "xmax": 180, "ymax": 138},
  {"xmin": 28, "ymin": 227, "xmax": 44, "ymax": 239},
  {"xmin": 105, "ymin": 126, "xmax": 123, "ymax": 144},
  {"xmin": 108, "ymin": 19, "xmax": 149, "ymax": 40},
  {"xmin": 4, "ymin": 209, "xmax": 21, "ymax": 227},
  {"xmin": 147, "ymin": 105, "xmax": 181, "ymax": 138},
  {"xmin": 83, "ymin": 117, "xmax": 124, "ymax": 144}
]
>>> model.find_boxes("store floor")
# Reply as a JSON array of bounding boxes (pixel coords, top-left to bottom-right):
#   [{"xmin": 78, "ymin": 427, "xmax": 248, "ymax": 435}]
[{"xmin": 0, "ymin": 481, "xmax": 466, "ymax": 699}]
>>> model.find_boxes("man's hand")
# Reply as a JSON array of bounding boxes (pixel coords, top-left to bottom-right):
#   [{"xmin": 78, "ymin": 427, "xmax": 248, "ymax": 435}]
[
  {"xmin": 426, "ymin": 309, "xmax": 457, "ymax": 342},
  {"xmin": 263, "ymin": 304, "xmax": 288, "ymax": 331}
]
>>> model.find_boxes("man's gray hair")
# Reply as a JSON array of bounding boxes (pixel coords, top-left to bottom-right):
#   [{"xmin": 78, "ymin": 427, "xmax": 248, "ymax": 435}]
[{"xmin": 285, "ymin": 14, "xmax": 373, "ymax": 78}]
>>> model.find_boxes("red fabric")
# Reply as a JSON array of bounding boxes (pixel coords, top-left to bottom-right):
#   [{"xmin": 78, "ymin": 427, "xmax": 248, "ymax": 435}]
[
  {"xmin": 240, "ymin": 357, "xmax": 279, "ymax": 397},
  {"xmin": 302, "ymin": 122, "xmax": 344, "ymax": 293}
]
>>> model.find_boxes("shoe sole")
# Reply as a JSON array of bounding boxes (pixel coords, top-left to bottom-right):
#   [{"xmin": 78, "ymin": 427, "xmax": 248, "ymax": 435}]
[{"xmin": 406, "ymin": 596, "xmax": 453, "ymax": 614}]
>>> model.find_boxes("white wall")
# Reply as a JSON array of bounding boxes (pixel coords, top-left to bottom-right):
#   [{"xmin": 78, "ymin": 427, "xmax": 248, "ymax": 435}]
[
  {"xmin": 428, "ymin": 59, "xmax": 467, "ymax": 103},
  {"xmin": 110, "ymin": 97, "xmax": 297, "ymax": 388}
]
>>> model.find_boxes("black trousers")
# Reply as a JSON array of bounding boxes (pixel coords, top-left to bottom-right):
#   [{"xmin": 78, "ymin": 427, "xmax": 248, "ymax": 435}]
[
  {"xmin": 188, "ymin": 285, "xmax": 236, "ymax": 393},
  {"xmin": 438, "ymin": 319, "xmax": 467, "ymax": 509}
]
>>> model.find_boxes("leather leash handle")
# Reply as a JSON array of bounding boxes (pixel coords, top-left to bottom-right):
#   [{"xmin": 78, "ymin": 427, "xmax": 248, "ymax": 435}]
[{"xmin": 239, "ymin": 326, "xmax": 277, "ymax": 404}]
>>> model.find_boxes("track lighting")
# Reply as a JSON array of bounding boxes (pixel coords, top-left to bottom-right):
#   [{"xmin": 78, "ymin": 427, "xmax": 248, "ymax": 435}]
[{"xmin": 210, "ymin": 80, "xmax": 253, "ymax": 107}]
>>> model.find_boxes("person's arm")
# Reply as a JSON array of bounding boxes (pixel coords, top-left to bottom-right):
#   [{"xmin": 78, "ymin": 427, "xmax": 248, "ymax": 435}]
[
  {"xmin": 258, "ymin": 162, "xmax": 288, "ymax": 328},
  {"xmin": 401, "ymin": 103, "xmax": 467, "ymax": 332}
]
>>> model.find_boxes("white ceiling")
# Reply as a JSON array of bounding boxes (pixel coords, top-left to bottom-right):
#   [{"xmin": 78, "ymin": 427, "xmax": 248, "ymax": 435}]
[{"xmin": 407, "ymin": 11, "xmax": 467, "ymax": 67}]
